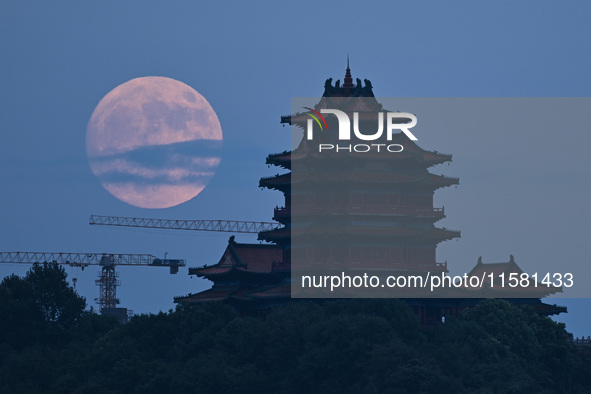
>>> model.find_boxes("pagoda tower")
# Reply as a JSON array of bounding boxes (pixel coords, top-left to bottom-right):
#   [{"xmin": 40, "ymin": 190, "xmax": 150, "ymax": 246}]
[
  {"xmin": 177, "ymin": 65, "xmax": 565, "ymax": 324},
  {"xmin": 259, "ymin": 65, "xmax": 460, "ymax": 293}
]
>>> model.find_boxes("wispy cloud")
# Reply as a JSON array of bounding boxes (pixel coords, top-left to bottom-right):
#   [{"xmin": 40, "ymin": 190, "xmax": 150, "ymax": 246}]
[
  {"xmin": 91, "ymin": 158, "xmax": 215, "ymax": 182},
  {"xmin": 102, "ymin": 182, "xmax": 206, "ymax": 209}
]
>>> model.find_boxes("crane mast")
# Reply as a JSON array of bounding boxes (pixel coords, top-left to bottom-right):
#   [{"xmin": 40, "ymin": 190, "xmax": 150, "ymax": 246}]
[
  {"xmin": 1, "ymin": 214, "xmax": 276, "ymax": 319},
  {"xmin": 0, "ymin": 252, "xmax": 185, "ymax": 314}
]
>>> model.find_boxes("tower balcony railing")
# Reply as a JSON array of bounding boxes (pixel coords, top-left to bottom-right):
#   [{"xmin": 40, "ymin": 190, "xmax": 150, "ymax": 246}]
[
  {"xmin": 274, "ymin": 205, "xmax": 445, "ymax": 218},
  {"xmin": 573, "ymin": 336, "xmax": 591, "ymax": 345},
  {"xmin": 273, "ymin": 206, "xmax": 290, "ymax": 219}
]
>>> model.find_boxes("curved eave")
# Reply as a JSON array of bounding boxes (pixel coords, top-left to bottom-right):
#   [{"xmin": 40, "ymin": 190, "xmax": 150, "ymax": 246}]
[
  {"xmin": 174, "ymin": 287, "xmax": 235, "ymax": 303},
  {"xmin": 423, "ymin": 152, "xmax": 453, "ymax": 167},
  {"xmin": 189, "ymin": 265, "xmax": 283, "ymax": 279},
  {"xmin": 258, "ymin": 227, "xmax": 290, "ymax": 243},
  {"xmin": 259, "ymin": 173, "xmax": 291, "ymax": 191},
  {"xmin": 189, "ymin": 266, "xmax": 233, "ymax": 277},
  {"xmin": 267, "ymin": 159, "xmax": 291, "ymax": 170},
  {"xmin": 286, "ymin": 152, "xmax": 453, "ymax": 172},
  {"xmin": 266, "ymin": 151, "xmax": 292, "ymax": 170},
  {"xmin": 432, "ymin": 227, "xmax": 461, "ymax": 242}
]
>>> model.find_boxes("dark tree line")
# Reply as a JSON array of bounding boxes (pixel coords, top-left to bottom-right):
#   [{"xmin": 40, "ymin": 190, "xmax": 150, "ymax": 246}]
[{"xmin": 1, "ymin": 263, "xmax": 589, "ymax": 393}]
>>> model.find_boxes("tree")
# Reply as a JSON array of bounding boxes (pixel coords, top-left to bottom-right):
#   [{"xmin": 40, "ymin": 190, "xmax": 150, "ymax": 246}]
[
  {"xmin": 25, "ymin": 261, "xmax": 86, "ymax": 328},
  {"xmin": 0, "ymin": 262, "xmax": 86, "ymax": 349}
]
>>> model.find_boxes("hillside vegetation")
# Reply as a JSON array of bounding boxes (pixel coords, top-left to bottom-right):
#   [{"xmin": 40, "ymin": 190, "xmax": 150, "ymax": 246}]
[{"xmin": 1, "ymin": 263, "xmax": 589, "ymax": 393}]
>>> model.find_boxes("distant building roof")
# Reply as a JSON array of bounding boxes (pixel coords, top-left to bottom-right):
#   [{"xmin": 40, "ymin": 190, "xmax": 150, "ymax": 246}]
[
  {"xmin": 466, "ymin": 255, "xmax": 562, "ymax": 297},
  {"xmin": 189, "ymin": 236, "xmax": 283, "ymax": 277}
]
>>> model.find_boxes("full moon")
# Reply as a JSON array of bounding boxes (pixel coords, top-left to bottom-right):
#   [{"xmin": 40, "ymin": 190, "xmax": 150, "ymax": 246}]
[{"xmin": 86, "ymin": 77, "xmax": 222, "ymax": 208}]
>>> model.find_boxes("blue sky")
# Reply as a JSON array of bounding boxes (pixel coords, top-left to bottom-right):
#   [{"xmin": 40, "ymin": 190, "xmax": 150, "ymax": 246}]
[{"xmin": 1, "ymin": 1, "xmax": 590, "ymax": 335}]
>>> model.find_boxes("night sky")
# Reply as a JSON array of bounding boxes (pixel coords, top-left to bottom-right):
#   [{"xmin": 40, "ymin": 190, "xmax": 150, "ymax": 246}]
[{"xmin": 1, "ymin": 1, "xmax": 590, "ymax": 336}]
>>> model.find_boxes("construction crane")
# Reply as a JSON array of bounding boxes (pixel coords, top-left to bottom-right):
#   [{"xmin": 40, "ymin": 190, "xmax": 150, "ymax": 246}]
[
  {"xmin": 0, "ymin": 252, "xmax": 185, "ymax": 317},
  {"xmin": 1, "ymin": 215, "xmax": 272, "ymax": 319},
  {"xmin": 79, "ymin": 215, "xmax": 278, "ymax": 320},
  {"xmin": 89, "ymin": 214, "xmax": 279, "ymax": 233}
]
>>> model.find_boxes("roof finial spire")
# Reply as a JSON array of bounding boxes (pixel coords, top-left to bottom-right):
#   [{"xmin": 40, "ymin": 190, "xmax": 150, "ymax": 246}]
[{"xmin": 343, "ymin": 54, "xmax": 353, "ymax": 88}]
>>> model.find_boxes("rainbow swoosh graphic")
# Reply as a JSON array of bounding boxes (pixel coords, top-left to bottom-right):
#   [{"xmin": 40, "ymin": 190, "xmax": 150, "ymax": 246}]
[{"xmin": 304, "ymin": 107, "xmax": 328, "ymax": 131}]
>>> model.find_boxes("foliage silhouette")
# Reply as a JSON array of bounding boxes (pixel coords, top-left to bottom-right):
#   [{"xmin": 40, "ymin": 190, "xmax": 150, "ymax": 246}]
[{"xmin": 1, "ymin": 267, "xmax": 589, "ymax": 393}]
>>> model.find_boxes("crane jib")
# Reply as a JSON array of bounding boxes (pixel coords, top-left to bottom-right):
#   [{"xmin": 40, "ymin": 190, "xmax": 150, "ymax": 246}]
[{"xmin": 89, "ymin": 215, "xmax": 279, "ymax": 233}]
